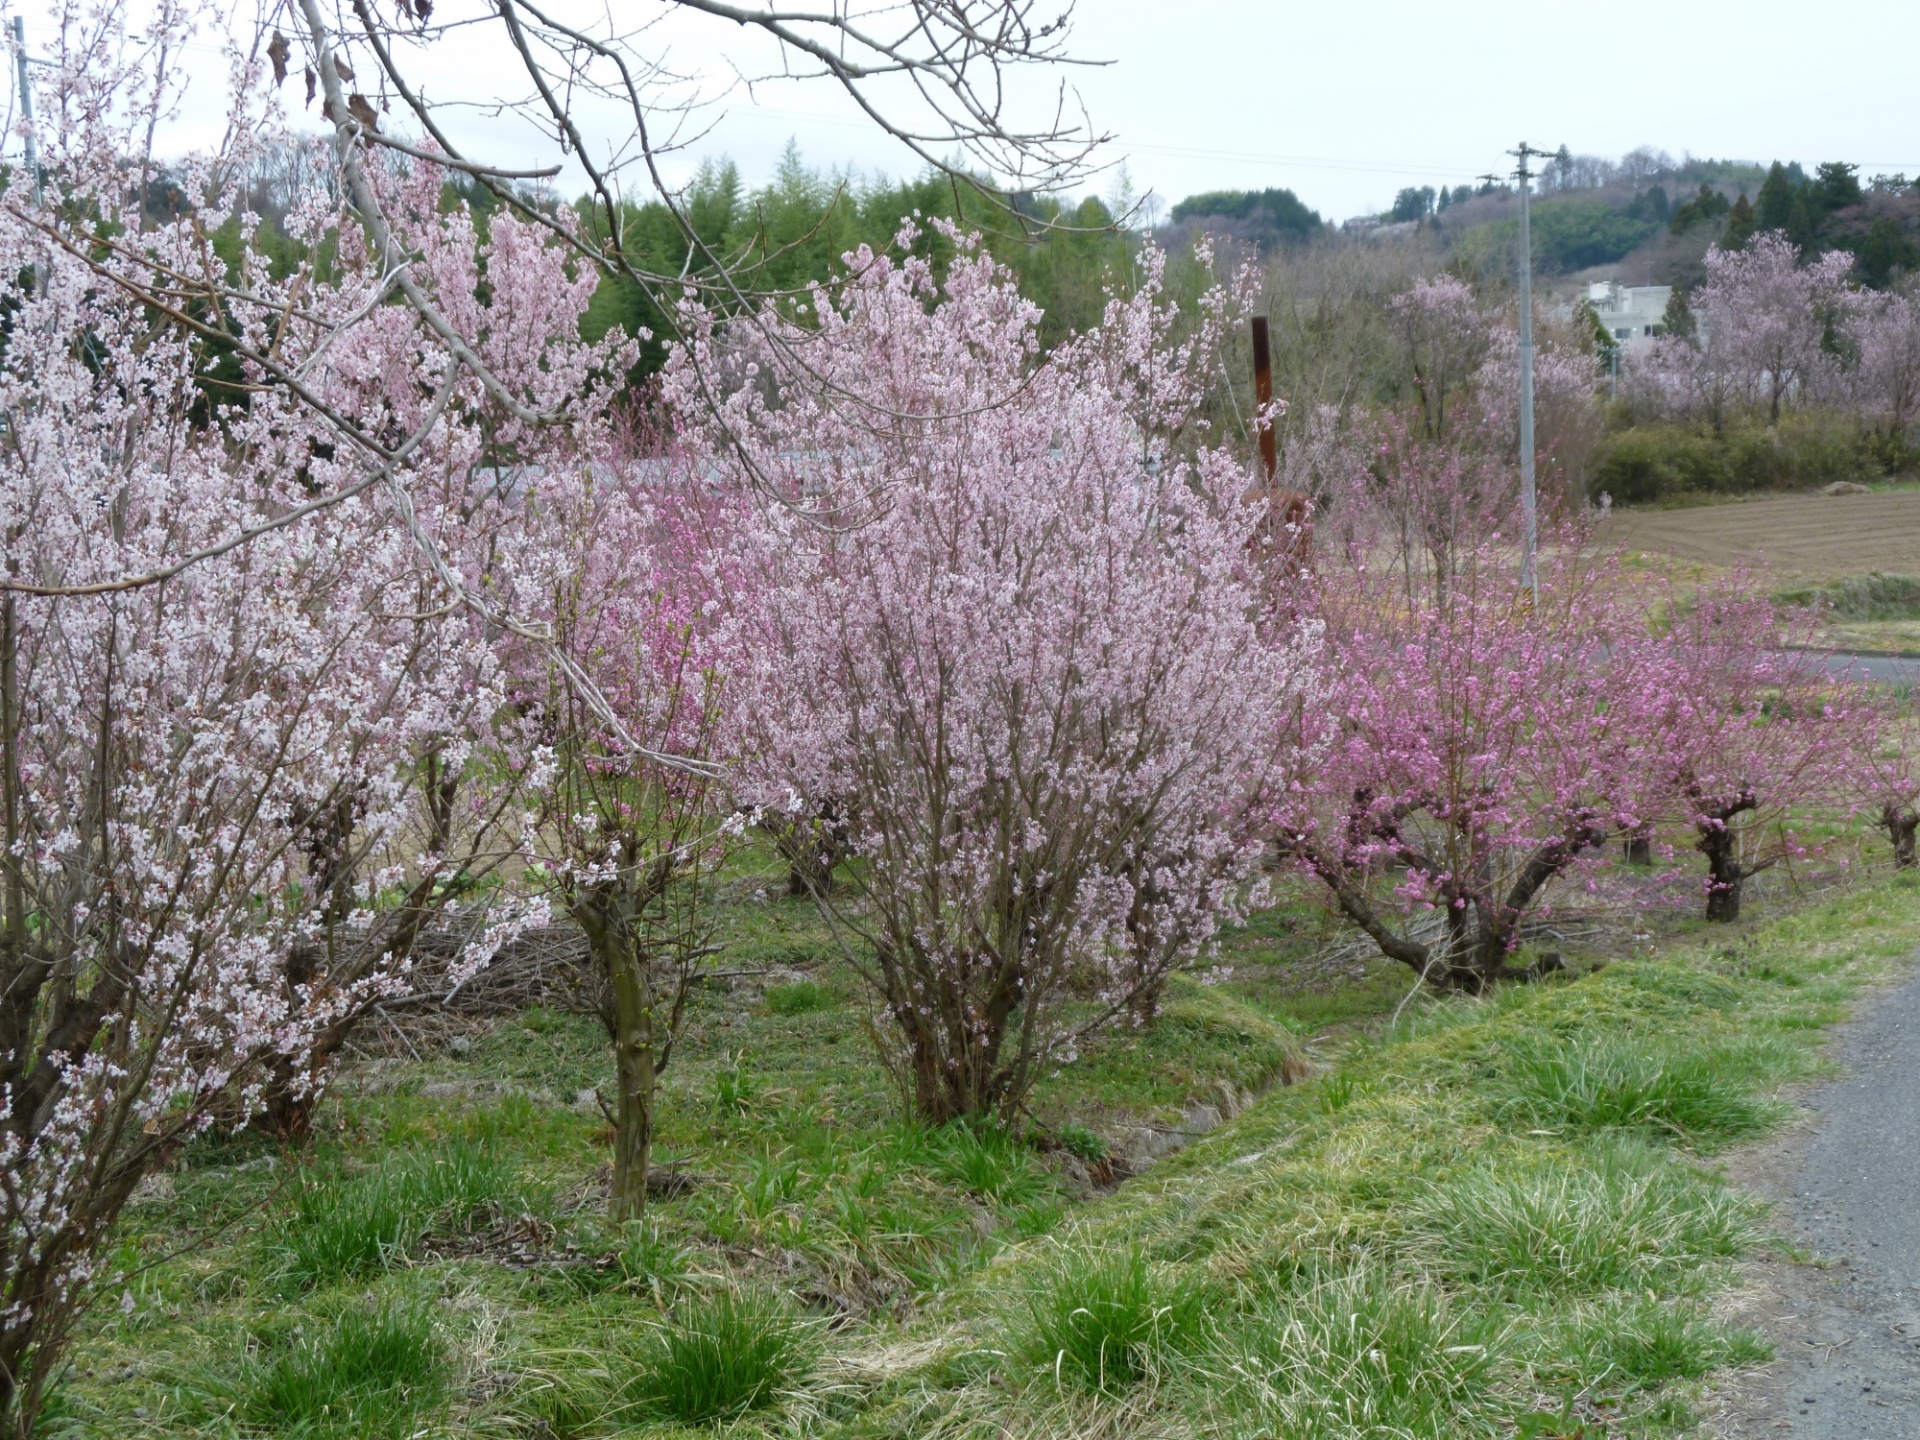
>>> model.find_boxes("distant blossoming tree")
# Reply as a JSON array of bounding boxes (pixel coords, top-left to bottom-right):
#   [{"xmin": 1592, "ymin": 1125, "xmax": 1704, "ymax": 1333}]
[{"xmin": 1638, "ymin": 582, "xmax": 1866, "ymax": 921}]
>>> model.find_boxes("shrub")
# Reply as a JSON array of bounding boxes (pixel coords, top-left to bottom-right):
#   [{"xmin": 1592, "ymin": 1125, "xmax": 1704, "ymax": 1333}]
[
  {"xmin": 240, "ymin": 1301, "xmax": 448, "ymax": 1439},
  {"xmin": 1777, "ymin": 571, "xmax": 1920, "ymax": 620},
  {"xmin": 1589, "ymin": 413, "xmax": 1911, "ymax": 505},
  {"xmin": 622, "ymin": 1290, "xmax": 817, "ymax": 1423},
  {"xmin": 1020, "ymin": 1246, "xmax": 1208, "ymax": 1393}
]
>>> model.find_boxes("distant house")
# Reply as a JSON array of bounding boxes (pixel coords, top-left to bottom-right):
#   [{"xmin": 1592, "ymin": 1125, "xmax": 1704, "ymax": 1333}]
[{"xmin": 1585, "ymin": 280, "xmax": 1670, "ymax": 351}]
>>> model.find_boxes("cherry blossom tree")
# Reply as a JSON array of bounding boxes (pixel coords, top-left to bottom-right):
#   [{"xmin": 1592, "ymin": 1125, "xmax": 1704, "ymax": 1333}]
[
  {"xmin": 0, "ymin": 188, "xmax": 517, "ymax": 1435},
  {"xmin": 0, "ymin": 28, "xmax": 661, "ymax": 1419},
  {"xmin": 1698, "ymin": 233, "xmax": 1856, "ymax": 424},
  {"xmin": 1275, "ymin": 534, "xmax": 1664, "ymax": 992},
  {"xmin": 1388, "ymin": 276, "xmax": 1492, "ymax": 443},
  {"xmin": 699, "ymin": 236, "xmax": 1316, "ymax": 1123},
  {"xmin": 1641, "ymin": 583, "xmax": 1868, "ymax": 921},
  {"xmin": 489, "ymin": 452, "xmax": 737, "ymax": 1219},
  {"xmin": 6, "ymin": 0, "xmax": 1106, "ymax": 624},
  {"xmin": 1852, "ymin": 288, "xmax": 1920, "ymax": 436}
]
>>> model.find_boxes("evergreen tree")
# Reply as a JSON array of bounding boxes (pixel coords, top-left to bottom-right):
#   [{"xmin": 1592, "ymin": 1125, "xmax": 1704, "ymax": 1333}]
[
  {"xmin": 1723, "ymin": 193, "xmax": 1757, "ymax": 250},
  {"xmin": 1662, "ymin": 285, "xmax": 1696, "ymax": 340},
  {"xmin": 1755, "ymin": 161, "xmax": 1797, "ymax": 235},
  {"xmin": 1812, "ymin": 161, "xmax": 1863, "ymax": 216},
  {"xmin": 1857, "ymin": 217, "xmax": 1920, "ymax": 289}
]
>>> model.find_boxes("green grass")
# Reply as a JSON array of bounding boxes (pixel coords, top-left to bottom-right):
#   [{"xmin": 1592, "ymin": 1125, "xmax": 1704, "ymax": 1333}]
[
  {"xmin": 1407, "ymin": 1140, "xmax": 1760, "ymax": 1298},
  {"xmin": 622, "ymin": 1289, "xmax": 818, "ymax": 1424},
  {"xmin": 52, "ymin": 851, "xmax": 1920, "ymax": 1440},
  {"xmin": 764, "ymin": 978, "xmax": 834, "ymax": 1015},
  {"xmin": 1555, "ymin": 1297, "xmax": 1772, "ymax": 1388},
  {"xmin": 1489, "ymin": 1030, "xmax": 1792, "ymax": 1145},
  {"xmin": 271, "ymin": 1136, "xmax": 518, "ymax": 1289},
  {"xmin": 223, "ymin": 1300, "xmax": 448, "ymax": 1439},
  {"xmin": 1016, "ymin": 1246, "xmax": 1209, "ymax": 1393},
  {"xmin": 1199, "ymin": 1266, "xmax": 1501, "ymax": 1439}
]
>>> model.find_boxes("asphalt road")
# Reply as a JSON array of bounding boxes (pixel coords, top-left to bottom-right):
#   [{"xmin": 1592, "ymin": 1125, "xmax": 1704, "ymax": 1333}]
[
  {"xmin": 1709, "ymin": 962, "xmax": 1920, "ymax": 1437},
  {"xmin": 1798, "ymin": 648, "xmax": 1920, "ymax": 686}
]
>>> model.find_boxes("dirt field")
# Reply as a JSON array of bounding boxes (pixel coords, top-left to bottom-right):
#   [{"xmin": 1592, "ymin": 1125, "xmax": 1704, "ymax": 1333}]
[{"xmin": 1604, "ymin": 490, "xmax": 1920, "ymax": 581}]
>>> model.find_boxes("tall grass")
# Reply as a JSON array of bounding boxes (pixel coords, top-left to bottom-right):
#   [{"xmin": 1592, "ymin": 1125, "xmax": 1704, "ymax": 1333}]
[
  {"xmin": 1409, "ymin": 1141, "xmax": 1760, "ymax": 1298},
  {"xmin": 931, "ymin": 1122, "xmax": 1050, "ymax": 1208},
  {"xmin": 620, "ymin": 1290, "xmax": 817, "ymax": 1424},
  {"xmin": 273, "ymin": 1137, "xmax": 516, "ymax": 1288},
  {"xmin": 1018, "ymin": 1246, "xmax": 1208, "ymax": 1393},
  {"xmin": 237, "ymin": 1301, "xmax": 447, "ymax": 1439},
  {"xmin": 1491, "ymin": 1031, "xmax": 1791, "ymax": 1145},
  {"xmin": 1556, "ymin": 1297, "xmax": 1771, "ymax": 1386},
  {"xmin": 1200, "ymin": 1267, "xmax": 1499, "ymax": 1440}
]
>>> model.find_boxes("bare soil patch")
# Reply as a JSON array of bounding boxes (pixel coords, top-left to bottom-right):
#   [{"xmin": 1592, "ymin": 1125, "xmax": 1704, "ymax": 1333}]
[{"xmin": 1606, "ymin": 490, "xmax": 1920, "ymax": 582}]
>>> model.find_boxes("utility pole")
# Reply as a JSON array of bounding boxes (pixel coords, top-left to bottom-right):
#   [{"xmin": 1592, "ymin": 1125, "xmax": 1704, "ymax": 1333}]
[
  {"xmin": 11, "ymin": 16, "xmax": 37, "ymax": 206},
  {"xmin": 1509, "ymin": 142, "xmax": 1540, "ymax": 604}
]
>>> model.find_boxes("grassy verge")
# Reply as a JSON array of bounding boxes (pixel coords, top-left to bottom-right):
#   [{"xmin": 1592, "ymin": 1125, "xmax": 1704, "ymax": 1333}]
[
  {"xmin": 854, "ymin": 872, "xmax": 1920, "ymax": 1439},
  {"xmin": 43, "ymin": 861, "xmax": 1920, "ymax": 1438}
]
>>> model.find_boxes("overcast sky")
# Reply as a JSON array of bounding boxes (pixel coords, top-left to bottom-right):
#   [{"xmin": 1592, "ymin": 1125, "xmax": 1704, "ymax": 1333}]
[
  {"xmin": 36, "ymin": 0, "xmax": 1920, "ymax": 223},
  {"xmin": 628, "ymin": 0, "xmax": 1920, "ymax": 223}
]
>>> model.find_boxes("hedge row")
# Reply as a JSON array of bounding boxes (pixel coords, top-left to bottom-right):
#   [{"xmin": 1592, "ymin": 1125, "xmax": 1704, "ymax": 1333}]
[{"xmin": 1588, "ymin": 413, "xmax": 1920, "ymax": 505}]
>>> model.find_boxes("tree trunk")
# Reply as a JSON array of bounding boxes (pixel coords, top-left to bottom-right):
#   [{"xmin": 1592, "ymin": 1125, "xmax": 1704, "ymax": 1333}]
[
  {"xmin": 1699, "ymin": 827, "xmax": 1745, "ymax": 922},
  {"xmin": 573, "ymin": 891, "xmax": 660, "ymax": 1221},
  {"xmin": 1883, "ymin": 804, "xmax": 1919, "ymax": 869},
  {"xmin": 607, "ymin": 944, "xmax": 657, "ymax": 1221},
  {"xmin": 1623, "ymin": 826, "xmax": 1652, "ymax": 865},
  {"xmin": 260, "ymin": 1059, "xmax": 317, "ymax": 1141}
]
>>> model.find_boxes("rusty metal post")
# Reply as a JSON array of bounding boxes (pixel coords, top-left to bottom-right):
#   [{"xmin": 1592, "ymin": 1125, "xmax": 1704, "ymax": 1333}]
[{"xmin": 1251, "ymin": 315, "xmax": 1277, "ymax": 484}]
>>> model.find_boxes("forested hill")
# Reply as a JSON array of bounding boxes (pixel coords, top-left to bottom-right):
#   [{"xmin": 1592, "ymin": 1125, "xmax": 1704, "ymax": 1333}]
[{"xmin": 1394, "ymin": 152, "xmax": 1920, "ymax": 289}]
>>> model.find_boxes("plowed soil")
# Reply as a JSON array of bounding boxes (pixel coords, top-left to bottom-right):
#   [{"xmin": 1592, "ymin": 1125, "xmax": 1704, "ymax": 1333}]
[{"xmin": 1606, "ymin": 490, "xmax": 1920, "ymax": 581}]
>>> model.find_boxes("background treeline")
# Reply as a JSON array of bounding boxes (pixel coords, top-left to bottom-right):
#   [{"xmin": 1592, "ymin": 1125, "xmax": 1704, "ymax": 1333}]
[
  {"xmin": 437, "ymin": 141, "xmax": 1920, "ymax": 502},
  {"xmin": 554, "ymin": 145, "xmax": 1137, "ymax": 377},
  {"xmin": 1369, "ymin": 149, "xmax": 1920, "ymax": 294}
]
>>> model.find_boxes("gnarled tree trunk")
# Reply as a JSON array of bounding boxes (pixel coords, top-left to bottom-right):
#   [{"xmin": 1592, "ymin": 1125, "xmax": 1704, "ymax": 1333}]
[{"xmin": 1883, "ymin": 802, "xmax": 1919, "ymax": 870}]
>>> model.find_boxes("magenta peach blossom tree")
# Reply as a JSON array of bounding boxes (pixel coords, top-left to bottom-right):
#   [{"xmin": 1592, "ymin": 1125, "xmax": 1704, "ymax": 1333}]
[
  {"xmin": 1274, "ymin": 532, "xmax": 1667, "ymax": 992},
  {"xmin": 694, "ymin": 236, "xmax": 1317, "ymax": 1123},
  {"xmin": 1637, "ymin": 581, "xmax": 1867, "ymax": 921}
]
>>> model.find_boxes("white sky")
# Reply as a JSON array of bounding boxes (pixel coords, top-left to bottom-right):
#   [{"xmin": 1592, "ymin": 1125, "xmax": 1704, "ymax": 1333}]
[
  {"xmin": 681, "ymin": 0, "xmax": 1920, "ymax": 221},
  {"xmin": 23, "ymin": 0, "xmax": 1920, "ymax": 223}
]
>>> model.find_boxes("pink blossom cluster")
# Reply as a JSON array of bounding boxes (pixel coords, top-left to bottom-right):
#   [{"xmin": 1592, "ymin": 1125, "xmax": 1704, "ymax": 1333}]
[
  {"xmin": 678, "ymin": 231, "xmax": 1318, "ymax": 1121},
  {"xmin": 1628, "ymin": 232, "xmax": 1917, "ymax": 428}
]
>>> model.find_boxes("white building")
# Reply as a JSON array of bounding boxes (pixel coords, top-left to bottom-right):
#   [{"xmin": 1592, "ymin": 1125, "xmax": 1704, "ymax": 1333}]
[{"xmin": 1585, "ymin": 280, "xmax": 1671, "ymax": 352}]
